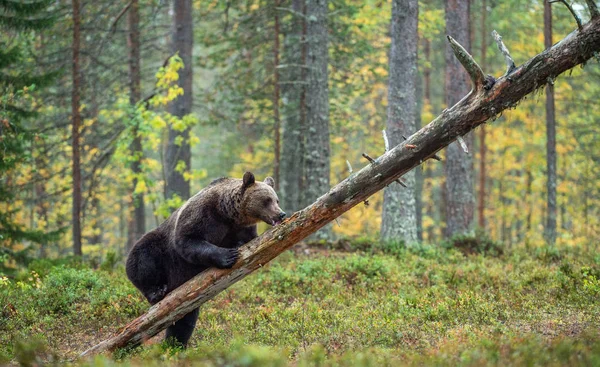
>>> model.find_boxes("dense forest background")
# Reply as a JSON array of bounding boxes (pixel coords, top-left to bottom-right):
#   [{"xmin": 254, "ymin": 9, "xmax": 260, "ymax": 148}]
[
  {"xmin": 2, "ymin": 0, "xmax": 600, "ymax": 364},
  {"xmin": 2, "ymin": 0, "xmax": 598, "ymax": 265}
]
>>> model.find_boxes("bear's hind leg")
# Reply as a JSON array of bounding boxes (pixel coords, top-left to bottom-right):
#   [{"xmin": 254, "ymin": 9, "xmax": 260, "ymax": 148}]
[
  {"xmin": 165, "ymin": 307, "xmax": 200, "ymax": 348},
  {"xmin": 126, "ymin": 239, "xmax": 169, "ymax": 305}
]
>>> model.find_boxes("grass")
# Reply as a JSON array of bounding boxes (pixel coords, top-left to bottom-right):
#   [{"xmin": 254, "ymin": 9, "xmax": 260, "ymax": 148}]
[{"xmin": 1, "ymin": 239, "xmax": 600, "ymax": 366}]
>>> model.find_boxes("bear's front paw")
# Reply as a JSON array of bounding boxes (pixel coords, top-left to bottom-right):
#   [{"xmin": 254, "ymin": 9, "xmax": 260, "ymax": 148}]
[
  {"xmin": 215, "ymin": 248, "xmax": 239, "ymax": 269},
  {"xmin": 147, "ymin": 284, "xmax": 168, "ymax": 304}
]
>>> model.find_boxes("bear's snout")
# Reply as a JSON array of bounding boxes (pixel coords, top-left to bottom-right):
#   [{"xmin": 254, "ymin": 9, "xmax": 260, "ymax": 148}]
[{"xmin": 278, "ymin": 212, "xmax": 286, "ymax": 221}]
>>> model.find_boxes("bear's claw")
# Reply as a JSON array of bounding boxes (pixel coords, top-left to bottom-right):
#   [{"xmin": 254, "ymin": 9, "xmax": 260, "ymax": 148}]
[
  {"xmin": 215, "ymin": 248, "xmax": 239, "ymax": 269},
  {"xmin": 147, "ymin": 284, "xmax": 168, "ymax": 304}
]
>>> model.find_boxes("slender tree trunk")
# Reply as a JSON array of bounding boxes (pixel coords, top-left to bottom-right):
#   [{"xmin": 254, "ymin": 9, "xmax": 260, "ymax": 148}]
[
  {"xmin": 165, "ymin": 0, "xmax": 193, "ymax": 201},
  {"xmin": 127, "ymin": 0, "xmax": 145, "ymax": 251},
  {"xmin": 423, "ymin": 37, "xmax": 435, "ymax": 242},
  {"xmin": 478, "ymin": 0, "xmax": 487, "ymax": 230},
  {"xmin": 415, "ymin": 52, "xmax": 423, "ymax": 242},
  {"xmin": 71, "ymin": 0, "xmax": 82, "ymax": 256},
  {"xmin": 424, "ymin": 39, "xmax": 431, "ymax": 105},
  {"xmin": 544, "ymin": 0, "xmax": 557, "ymax": 245},
  {"xmin": 303, "ymin": 0, "xmax": 331, "ymax": 239},
  {"xmin": 444, "ymin": 0, "xmax": 474, "ymax": 238},
  {"xmin": 280, "ymin": 0, "xmax": 305, "ymax": 213},
  {"xmin": 526, "ymin": 169, "xmax": 533, "ymax": 232},
  {"xmin": 273, "ymin": 0, "xmax": 281, "ymax": 191},
  {"xmin": 381, "ymin": 0, "xmax": 418, "ymax": 244},
  {"xmin": 35, "ymin": 180, "xmax": 48, "ymax": 257}
]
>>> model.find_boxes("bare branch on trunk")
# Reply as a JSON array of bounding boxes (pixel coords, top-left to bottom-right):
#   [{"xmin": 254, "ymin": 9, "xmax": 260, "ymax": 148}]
[
  {"xmin": 550, "ymin": 0, "xmax": 583, "ymax": 30},
  {"xmin": 363, "ymin": 153, "xmax": 407, "ymax": 187},
  {"xmin": 446, "ymin": 35, "xmax": 487, "ymax": 92},
  {"xmin": 457, "ymin": 136, "xmax": 469, "ymax": 154},
  {"xmin": 492, "ymin": 30, "xmax": 516, "ymax": 76},
  {"xmin": 382, "ymin": 130, "xmax": 390, "ymax": 151}
]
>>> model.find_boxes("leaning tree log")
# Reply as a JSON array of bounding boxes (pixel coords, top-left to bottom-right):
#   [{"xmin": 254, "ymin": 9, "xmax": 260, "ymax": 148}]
[{"xmin": 81, "ymin": 9, "xmax": 600, "ymax": 357}]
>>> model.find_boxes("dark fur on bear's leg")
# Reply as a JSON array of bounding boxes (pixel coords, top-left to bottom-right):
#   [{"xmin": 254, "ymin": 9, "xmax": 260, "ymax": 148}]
[
  {"xmin": 165, "ymin": 308, "xmax": 200, "ymax": 348},
  {"xmin": 126, "ymin": 230, "xmax": 170, "ymax": 305}
]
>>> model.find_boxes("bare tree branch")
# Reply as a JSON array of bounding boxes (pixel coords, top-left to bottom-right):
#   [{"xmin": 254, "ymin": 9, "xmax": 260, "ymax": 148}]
[
  {"xmin": 492, "ymin": 30, "xmax": 516, "ymax": 76},
  {"xmin": 446, "ymin": 35, "xmax": 488, "ymax": 91},
  {"xmin": 550, "ymin": 0, "xmax": 583, "ymax": 30}
]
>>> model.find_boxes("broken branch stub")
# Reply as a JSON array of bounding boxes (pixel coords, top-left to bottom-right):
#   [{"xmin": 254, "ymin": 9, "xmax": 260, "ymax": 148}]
[
  {"xmin": 80, "ymin": 16, "xmax": 600, "ymax": 358},
  {"xmin": 447, "ymin": 35, "xmax": 488, "ymax": 91},
  {"xmin": 492, "ymin": 30, "xmax": 516, "ymax": 76}
]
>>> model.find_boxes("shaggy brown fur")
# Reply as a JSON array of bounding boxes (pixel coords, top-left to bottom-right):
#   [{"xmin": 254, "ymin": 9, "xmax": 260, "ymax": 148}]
[{"xmin": 126, "ymin": 172, "xmax": 285, "ymax": 347}]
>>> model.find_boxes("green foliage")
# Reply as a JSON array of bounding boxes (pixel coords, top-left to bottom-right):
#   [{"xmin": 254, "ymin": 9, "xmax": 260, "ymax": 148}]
[
  {"xmin": 0, "ymin": 0, "xmax": 59, "ymax": 254},
  {"xmin": 20, "ymin": 256, "xmax": 85, "ymax": 278},
  {"xmin": 444, "ymin": 231, "xmax": 504, "ymax": 257},
  {"xmin": 4, "ymin": 244, "xmax": 600, "ymax": 364},
  {"xmin": 13, "ymin": 336, "xmax": 56, "ymax": 367},
  {"xmin": 0, "ymin": 265, "xmax": 145, "ymax": 360},
  {"xmin": 0, "ymin": 0, "xmax": 55, "ymax": 32},
  {"xmin": 100, "ymin": 251, "xmax": 119, "ymax": 272}
]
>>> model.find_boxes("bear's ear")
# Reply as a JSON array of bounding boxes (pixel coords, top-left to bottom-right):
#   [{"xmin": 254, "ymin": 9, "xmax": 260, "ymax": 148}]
[
  {"xmin": 242, "ymin": 172, "xmax": 255, "ymax": 190},
  {"xmin": 264, "ymin": 177, "xmax": 275, "ymax": 188}
]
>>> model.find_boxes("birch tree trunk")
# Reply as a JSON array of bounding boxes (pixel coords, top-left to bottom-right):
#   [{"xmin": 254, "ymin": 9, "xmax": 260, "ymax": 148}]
[
  {"xmin": 381, "ymin": 0, "xmax": 418, "ymax": 244},
  {"xmin": 303, "ymin": 0, "xmax": 331, "ymax": 239},
  {"xmin": 280, "ymin": 0, "xmax": 306, "ymax": 213},
  {"xmin": 165, "ymin": 0, "xmax": 193, "ymax": 201},
  {"xmin": 444, "ymin": 0, "xmax": 475, "ymax": 237}
]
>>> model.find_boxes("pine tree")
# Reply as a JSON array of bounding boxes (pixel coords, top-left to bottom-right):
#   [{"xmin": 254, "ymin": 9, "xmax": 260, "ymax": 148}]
[
  {"xmin": 0, "ymin": 0, "xmax": 59, "ymax": 256},
  {"xmin": 381, "ymin": 0, "xmax": 419, "ymax": 245},
  {"xmin": 444, "ymin": 0, "xmax": 475, "ymax": 238}
]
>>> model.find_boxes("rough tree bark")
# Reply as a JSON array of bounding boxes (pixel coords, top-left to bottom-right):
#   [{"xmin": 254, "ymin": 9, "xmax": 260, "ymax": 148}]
[
  {"xmin": 71, "ymin": 0, "xmax": 82, "ymax": 256},
  {"xmin": 273, "ymin": 0, "xmax": 281, "ymax": 191},
  {"xmin": 303, "ymin": 0, "xmax": 331, "ymax": 239},
  {"xmin": 544, "ymin": 0, "xmax": 557, "ymax": 245},
  {"xmin": 80, "ymin": 13, "xmax": 600, "ymax": 357},
  {"xmin": 478, "ymin": 0, "xmax": 487, "ymax": 230},
  {"xmin": 126, "ymin": 0, "xmax": 145, "ymax": 251},
  {"xmin": 280, "ymin": 0, "xmax": 305, "ymax": 213},
  {"xmin": 444, "ymin": 0, "xmax": 475, "ymax": 237},
  {"xmin": 381, "ymin": 0, "xmax": 418, "ymax": 244},
  {"xmin": 165, "ymin": 0, "xmax": 193, "ymax": 201}
]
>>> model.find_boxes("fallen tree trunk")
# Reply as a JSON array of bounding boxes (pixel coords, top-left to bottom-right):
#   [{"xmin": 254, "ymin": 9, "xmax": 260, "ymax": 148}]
[{"xmin": 81, "ymin": 12, "xmax": 600, "ymax": 357}]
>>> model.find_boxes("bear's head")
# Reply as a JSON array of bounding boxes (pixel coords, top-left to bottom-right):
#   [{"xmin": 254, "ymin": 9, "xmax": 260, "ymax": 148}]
[{"xmin": 240, "ymin": 172, "xmax": 286, "ymax": 226}]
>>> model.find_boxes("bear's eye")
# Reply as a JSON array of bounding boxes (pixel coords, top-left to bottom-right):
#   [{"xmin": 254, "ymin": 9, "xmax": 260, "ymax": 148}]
[{"xmin": 264, "ymin": 198, "xmax": 272, "ymax": 206}]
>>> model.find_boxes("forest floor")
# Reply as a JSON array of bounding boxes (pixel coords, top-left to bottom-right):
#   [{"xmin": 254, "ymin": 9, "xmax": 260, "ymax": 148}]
[{"xmin": 2, "ymin": 238, "xmax": 600, "ymax": 366}]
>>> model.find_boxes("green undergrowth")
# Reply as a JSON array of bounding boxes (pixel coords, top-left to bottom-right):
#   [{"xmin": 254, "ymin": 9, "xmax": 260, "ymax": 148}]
[{"xmin": 1, "ymin": 241, "xmax": 600, "ymax": 366}]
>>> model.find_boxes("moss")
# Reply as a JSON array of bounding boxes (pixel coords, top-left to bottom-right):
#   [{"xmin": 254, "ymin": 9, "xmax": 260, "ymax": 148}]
[{"xmin": 2, "ymin": 244, "xmax": 600, "ymax": 365}]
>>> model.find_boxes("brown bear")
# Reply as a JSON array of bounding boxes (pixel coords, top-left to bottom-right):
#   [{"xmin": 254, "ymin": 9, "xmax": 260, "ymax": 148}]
[{"xmin": 126, "ymin": 172, "xmax": 285, "ymax": 347}]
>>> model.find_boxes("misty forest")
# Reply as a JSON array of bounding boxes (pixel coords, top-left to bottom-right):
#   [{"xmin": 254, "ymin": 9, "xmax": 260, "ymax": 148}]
[{"xmin": 2, "ymin": 0, "xmax": 600, "ymax": 365}]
